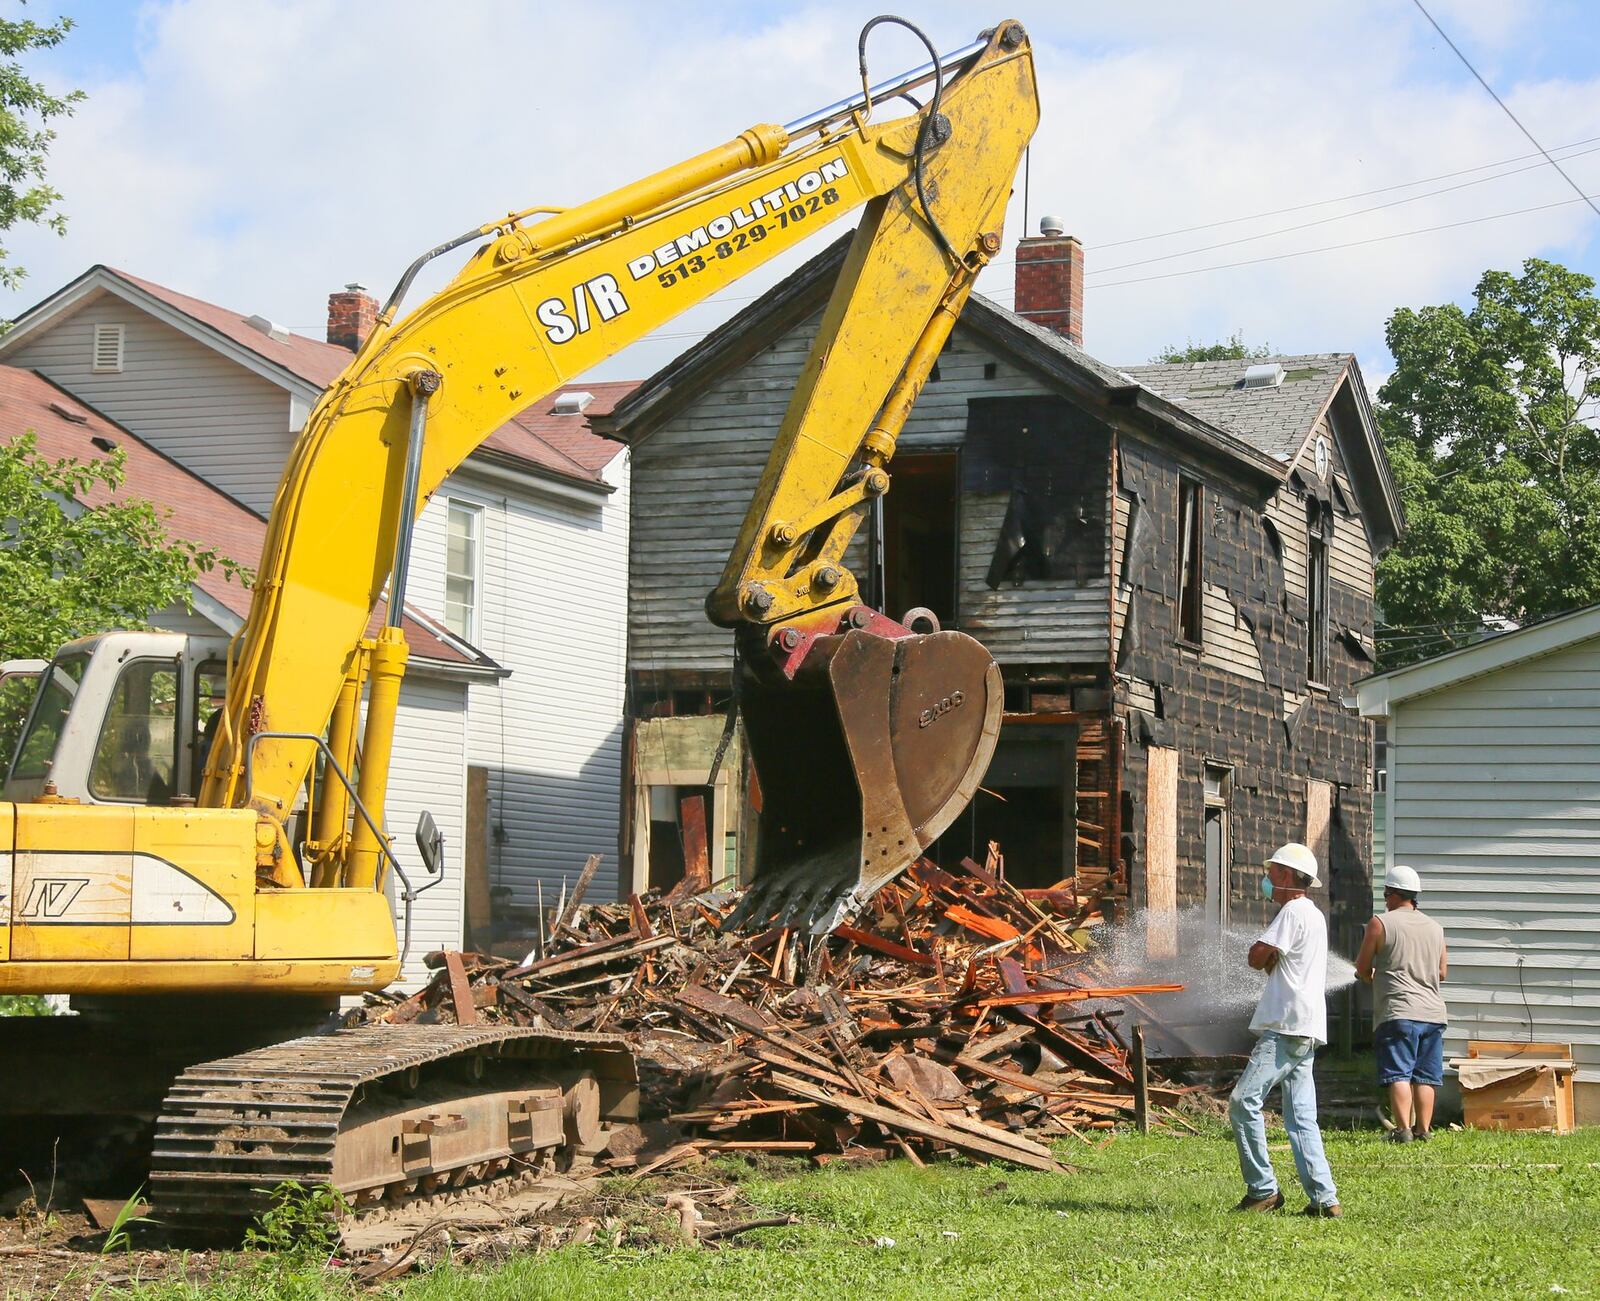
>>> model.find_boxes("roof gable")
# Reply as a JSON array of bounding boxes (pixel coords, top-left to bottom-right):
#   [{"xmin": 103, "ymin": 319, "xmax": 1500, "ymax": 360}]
[
  {"xmin": 1356, "ymin": 602, "xmax": 1600, "ymax": 713},
  {"xmin": 596, "ymin": 238, "xmax": 1382, "ymax": 500},
  {"xmin": 2, "ymin": 265, "xmax": 631, "ymax": 491},
  {"xmin": 0, "ymin": 364, "xmax": 490, "ymax": 672}
]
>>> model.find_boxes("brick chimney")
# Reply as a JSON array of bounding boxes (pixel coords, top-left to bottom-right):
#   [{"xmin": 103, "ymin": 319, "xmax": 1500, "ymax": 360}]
[
  {"xmin": 1013, "ymin": 216, "xmax": 1084, "ymax": 346},
  {"xmin": 327, "ymin": 283, "xmax": 378, "ymax": 351}
]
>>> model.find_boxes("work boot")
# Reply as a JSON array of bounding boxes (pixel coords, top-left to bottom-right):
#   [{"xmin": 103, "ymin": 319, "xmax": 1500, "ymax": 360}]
[
  {"xmin": 1232, "ymin": 1191, "xmax": 1284, "ymax": 1213},
  {"xmin": 1301, "ymin": 1202, "xmax": 1343, "ymax": 1218},
  {"xmin": 1386, "ymin": 1127, "xmax": 1413, "ymax": 1144}
]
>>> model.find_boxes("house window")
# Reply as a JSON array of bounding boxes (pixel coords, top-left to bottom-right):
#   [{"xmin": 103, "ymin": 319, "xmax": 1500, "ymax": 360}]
[
  {"xmin": 1203, "ymin": 762, "xmax": 1231, "ymax": 924},
  {"xmin": 1373, "ymin": 719, "xmax": 1388, "ymax": 794},
  {"xmin": 1177, "ymin": 477, "xmax": 1204, "ymax": 645},
  {"xmin": 444, "ymin": 500, "xmax": 482, "ymax": 641},
  {"xmin": 92, "ymin": 323, "xmax": 125, "ymax": 373},
  {"xmin": 1307, "ymin": 515, "xmax": 1330, "ymax": 684}
]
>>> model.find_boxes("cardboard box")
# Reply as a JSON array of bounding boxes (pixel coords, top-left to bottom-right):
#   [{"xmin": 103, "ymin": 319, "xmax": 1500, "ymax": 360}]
[{"xmin": 1449, "ymin": 1040, "xmax": 1575, "ymax": 1134}]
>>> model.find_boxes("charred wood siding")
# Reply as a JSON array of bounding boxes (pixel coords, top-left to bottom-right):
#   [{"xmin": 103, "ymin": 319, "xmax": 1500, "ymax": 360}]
[
  {"xmin": 1113, "ymin": 434, "xmax": 1374, "ymax": 951},
  {"xmin": 627, "ymin": 317, "xmax": 1112, "ymax": 674}
]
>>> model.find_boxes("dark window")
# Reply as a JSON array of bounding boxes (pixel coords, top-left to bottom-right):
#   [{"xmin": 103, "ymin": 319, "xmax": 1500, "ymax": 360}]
[
  {"xmin": 1203, "ymin": 763, "xmax": 1231, "ymax": 925},
  {"xmin": 1307, "ymin": 530, "xmax": 1329, "ymax": 683},
  {"xmin": 1177, "ymin": 478, "xmax": 1204, "ymax": 645},
  {"xmin": 10, "ymin": 653, "xmax": 88, "ymax": 781},
  {"xmin": 876, "ymin": 451, "xmax": 959, "ymax": 628},
  {"xmin": 89, "ymin": 659, "xmax": 179, "ymax": 803}
]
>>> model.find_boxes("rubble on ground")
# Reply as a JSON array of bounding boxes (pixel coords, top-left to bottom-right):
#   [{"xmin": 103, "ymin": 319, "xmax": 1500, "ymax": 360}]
[{"xmin": 358, "ymin": 851, "xmax": 1196, "ymax": 1173}]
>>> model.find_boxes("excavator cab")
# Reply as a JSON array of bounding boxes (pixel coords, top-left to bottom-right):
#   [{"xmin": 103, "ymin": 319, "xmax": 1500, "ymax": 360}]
[{"xmin": 2, "ymin": 633, "xmax": 227, "ymax": 807}]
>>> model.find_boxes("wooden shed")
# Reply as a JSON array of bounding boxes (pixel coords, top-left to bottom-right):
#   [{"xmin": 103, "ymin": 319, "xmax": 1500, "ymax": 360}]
[{"xmin": 1356, "ymin": 603, "xmax": 1600, "ymax": 1123}]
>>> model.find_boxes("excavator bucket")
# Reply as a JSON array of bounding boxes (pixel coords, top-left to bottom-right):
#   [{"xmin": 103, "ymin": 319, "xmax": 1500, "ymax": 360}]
[{"xmin": 726, "ymin": 612, "xmax": 1002, "ymax": 934}]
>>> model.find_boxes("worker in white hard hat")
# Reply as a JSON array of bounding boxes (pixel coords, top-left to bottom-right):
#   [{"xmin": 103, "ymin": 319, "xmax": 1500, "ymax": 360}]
[
  {"xmin": 1228, "ymin": 843, "xmax": 1340, "ymax": 1218},
  {"xmin": 1356, "ymin": 864, "xmax": 1448, "ymax": 1142}
]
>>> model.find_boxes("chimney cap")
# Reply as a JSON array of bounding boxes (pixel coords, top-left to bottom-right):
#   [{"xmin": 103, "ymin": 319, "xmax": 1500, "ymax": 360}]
[
  {"xmin": 342, "ymin": 282, "xmax": 369, "ymax": 294},
  {"xmin": 1039, "ymin": 214, "xmax": 1066, "ymax": 237}
]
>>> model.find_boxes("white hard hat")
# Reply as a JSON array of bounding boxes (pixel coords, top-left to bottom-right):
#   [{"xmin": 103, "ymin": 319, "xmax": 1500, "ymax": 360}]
[
  {"xmin": 1267, "ymin": 842, "xmax": 1321, "ymax": 887},
  {"xmin": 1385, "ymin": 864, "xmax": 1421, "ymax": 893}
]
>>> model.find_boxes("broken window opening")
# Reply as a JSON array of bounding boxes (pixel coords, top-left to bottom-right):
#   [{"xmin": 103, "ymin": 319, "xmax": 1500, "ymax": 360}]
[
  {"xmin": 1307, "ymin": 503, "xmax": 1330, "ymax": 684},
  {"xmin": 646, "ymin": 784, "xmax": 716, "ymax": 894},
  {"xmin": 1177, "ymin": 477, "xmax": 1204, "ymax": 645},
  {"xmin": 877, "ymin": 450, "xmax": 959, "ymax": 628},
  {"xmin": 1203, "ymin": 762, "xmax": 1231, "ymax": 927}
]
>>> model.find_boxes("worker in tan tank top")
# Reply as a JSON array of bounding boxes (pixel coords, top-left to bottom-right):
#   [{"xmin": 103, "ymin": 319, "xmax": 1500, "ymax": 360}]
[{"xmin": 1356, "ymin": 864, "xmax": 1448, "ymax": 1142}]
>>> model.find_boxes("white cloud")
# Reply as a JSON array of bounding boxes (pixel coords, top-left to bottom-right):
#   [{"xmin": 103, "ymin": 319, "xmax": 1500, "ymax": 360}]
[{"xmin": 3, "ymin": 0, "xmax": 1596, "ymax": 384}]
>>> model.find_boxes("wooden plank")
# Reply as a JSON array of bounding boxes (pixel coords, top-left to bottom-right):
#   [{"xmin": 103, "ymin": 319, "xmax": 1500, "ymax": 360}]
[
  {"xmin": 464, "ymin": 765, "xmax": 490, "ymax": 946},
  {"xmin": 1145, "ymin": 745, "xmax": 1178, "ymax": 960},
  {"xmin": 975, "ymin": 983, "xmax": 1183, "ymax": 1008},
  {"xmin": 1306, "ymin": 778, "xmax": 1332, "ymax": 875},
  {"xmin": 554, "ymin": 854, "xmax": 602, "ymax": 936},
  {"xmin": 443, "ymin": 950, "xmax": 478, "ymax": 1026},
  {"xmin": 1131, "ymin": 1023, "xmax": 1149, "ymax": 1135},
  {"xmin": 767, "ymin": 1072, "xmax": 1065, "ymax": 1173},
  {"xmin": 834, "ymin": 924, "xmax": 936, "ymax": 970}
]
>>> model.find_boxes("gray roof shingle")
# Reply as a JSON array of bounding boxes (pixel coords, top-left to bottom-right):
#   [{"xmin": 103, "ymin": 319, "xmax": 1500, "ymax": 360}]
[{"xmin": 1118, "ymin": 354, "xmax": 1352, "ymax": 461}]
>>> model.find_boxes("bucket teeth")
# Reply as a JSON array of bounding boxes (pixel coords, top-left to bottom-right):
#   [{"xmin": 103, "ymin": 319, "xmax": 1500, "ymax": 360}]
[{"xmin": 730, "ymin": 624, "xmax": 1001, "ymax": 934}]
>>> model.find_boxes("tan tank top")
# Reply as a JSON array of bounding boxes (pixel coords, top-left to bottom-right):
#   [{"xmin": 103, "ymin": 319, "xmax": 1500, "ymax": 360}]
[{"xmin": 1375, "ymin": 907, "xmax": 1447, "ymax": 1026}]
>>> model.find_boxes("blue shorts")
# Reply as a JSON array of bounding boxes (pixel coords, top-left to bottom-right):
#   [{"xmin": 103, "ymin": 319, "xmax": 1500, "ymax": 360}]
[{"xmin": 1376, "ymin": 1018, "xmax": 1446, "ymax": 1086}]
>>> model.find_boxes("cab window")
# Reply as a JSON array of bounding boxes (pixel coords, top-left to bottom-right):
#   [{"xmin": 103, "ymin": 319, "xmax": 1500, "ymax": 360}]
[
  {"xmin": 0, "ymin": 667, "xmax": 44, "ymax": 770},
  {"xmin": 190, "ymin": 659, "xmax": 227, "ymax": 798},
  {"xmin": 89, "ymin": 659, "xmax": 179, "ymax": 803},
  {"xmin": 10, "ymin": 654, "xmax": 89, "ymax": 781}
]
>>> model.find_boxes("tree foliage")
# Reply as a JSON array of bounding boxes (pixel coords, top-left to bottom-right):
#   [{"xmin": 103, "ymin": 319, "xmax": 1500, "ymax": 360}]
[
  {"xmin": 0, "ymin": 9, "xmax": 83, "ymax": 291},
  {"xmin": 0, "ymin": 432, "xmax": 249, "ymax": 662},
  {"xmin": 1376, "ymin": 258, "xmax": 1600, "ymax": 665},
  {"xmin": 1151, "ymin": 331, "xmax": 1273, "ymax": 364}
]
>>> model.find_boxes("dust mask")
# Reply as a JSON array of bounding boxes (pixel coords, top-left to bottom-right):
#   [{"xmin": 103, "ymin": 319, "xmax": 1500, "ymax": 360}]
[{"xmin": 1259, "ymin": 874, "xmax": 1276, "ymax": 902}]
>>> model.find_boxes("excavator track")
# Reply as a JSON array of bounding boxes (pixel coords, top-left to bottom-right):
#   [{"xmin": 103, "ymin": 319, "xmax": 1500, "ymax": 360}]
[{"xmin": 149, "ymin": 1023, "xmax": 637, "ymax": 1232}]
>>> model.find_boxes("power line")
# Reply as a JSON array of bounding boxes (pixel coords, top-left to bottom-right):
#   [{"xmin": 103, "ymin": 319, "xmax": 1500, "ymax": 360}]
[
  {"xmin": 1086, "ymin": 191, "xmax": 1597, "ymax": 290},
  {"xmin": 1091, "ymin": 134, "xmax": 1600, "ymax": 249},
  {"xmin": 1411, "ymin": 0, "xmax": 1600, "ymax": 220},
  {"xmin": 1087, "ymin": 144, "xmax": 1600, "ymax": 277}
]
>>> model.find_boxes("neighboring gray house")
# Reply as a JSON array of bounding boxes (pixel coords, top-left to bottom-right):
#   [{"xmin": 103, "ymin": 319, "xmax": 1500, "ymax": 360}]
[
  {"xmin": 0, "ymin": 266, "xmax": 635, "ymax": 967},
  {"xmin": 1356, "ymin": 603, "xmax": 1600, "ymax": 1123}
]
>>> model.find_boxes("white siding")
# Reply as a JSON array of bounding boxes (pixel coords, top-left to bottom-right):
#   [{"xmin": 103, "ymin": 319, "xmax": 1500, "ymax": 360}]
[
  {"xmin": 629, "ymin": 315, "xmax": 1108, "ymax": 670},
  {"xmin": 7, "ymin": 294, "xmax": 296, "ymax": 514},
  {"xmin": 385, "ymin": 676, "xmax": 469, "ymax": 987},
  {"xmin": 410, "ymin": 454, "xmax": 630, "ymax": 905},
  {"xmin": 1389, "ymin": 638, "xmax": 1600, "ymax": 1083}
]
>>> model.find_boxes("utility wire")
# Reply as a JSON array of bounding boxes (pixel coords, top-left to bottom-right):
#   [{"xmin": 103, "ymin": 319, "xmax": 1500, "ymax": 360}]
[
  {"xmin": 1087, "ymin": 145, "xmax": 1600, "ymax": 277},
  {"xmin": 1411, "ymin": 0, "xmax": 1600, "ymax": 220}
]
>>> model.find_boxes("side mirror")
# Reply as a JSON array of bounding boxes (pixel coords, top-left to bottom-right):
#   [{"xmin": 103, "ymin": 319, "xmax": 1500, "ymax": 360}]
[{"xmin": 416, "ymin": 810, "xmax": 445, "ymax": 877}]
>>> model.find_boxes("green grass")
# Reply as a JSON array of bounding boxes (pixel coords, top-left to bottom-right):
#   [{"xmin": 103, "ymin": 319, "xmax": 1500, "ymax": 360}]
[{"xmin": 124, "ymin": 1122, "xmax": 1600, "ymax": 1301}]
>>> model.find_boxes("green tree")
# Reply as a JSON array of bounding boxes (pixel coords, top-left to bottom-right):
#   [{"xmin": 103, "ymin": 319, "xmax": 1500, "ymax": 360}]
[
  {"xmin": 1151, "ymin": 331, "xmax": 1273, "ymax": 364},
  {"xmin": 0, "ymin": 432, "xmax": 248, "ymax": 663},
  {"xmin": 1376, "ymin": 258, "xmax": 1600, "ymax": 666},
  {"xmin": 0, "ymin": 9, "xmax": 84, "ymax": 291}
]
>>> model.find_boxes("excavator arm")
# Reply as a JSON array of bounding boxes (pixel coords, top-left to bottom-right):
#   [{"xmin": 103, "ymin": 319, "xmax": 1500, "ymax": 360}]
[{"xmin": 203, "ymin": 20, "xmax": 1038, "ymax": 919}]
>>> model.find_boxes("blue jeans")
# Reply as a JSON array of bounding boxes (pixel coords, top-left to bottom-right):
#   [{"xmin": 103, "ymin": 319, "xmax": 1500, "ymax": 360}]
[{"xmin": 1229, "ymin": 1030, "xmax": 1338, "ymax": 1206}]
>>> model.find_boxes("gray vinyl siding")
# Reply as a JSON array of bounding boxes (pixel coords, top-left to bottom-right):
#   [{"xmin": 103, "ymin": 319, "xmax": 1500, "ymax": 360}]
[
  {"xmin": 629, "ymin": 313, "xmax": 1108, "ymax": 671},
  {"xmin": 409, "ymin": 457, "xmax": 630, "ymax": 905},
  {"xmin": 1387, "ymin": 638, "xmax": 1600, "ymax": 1083},
  {"xmin": 7, "ymin": 294, "xmax": 294, "ymax": 514}
]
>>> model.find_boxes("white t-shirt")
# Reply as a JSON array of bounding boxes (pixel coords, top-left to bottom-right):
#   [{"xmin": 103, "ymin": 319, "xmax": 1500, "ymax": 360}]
[{"xmin": 1248, "ymin": 896, "xmax": 1329, "ymax": 1045}]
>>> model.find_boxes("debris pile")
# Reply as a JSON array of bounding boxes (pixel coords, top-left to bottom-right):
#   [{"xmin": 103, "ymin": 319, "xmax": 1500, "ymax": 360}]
[{"xmin": 360, "ymin": 853, "xmax": 1193, "ymax": 1172}]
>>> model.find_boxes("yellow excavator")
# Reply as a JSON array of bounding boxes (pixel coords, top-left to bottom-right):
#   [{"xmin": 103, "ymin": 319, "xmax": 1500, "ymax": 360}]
[{"xmin": 0, "ymin": 18, "xmax": 1037, "ymax": 1226}]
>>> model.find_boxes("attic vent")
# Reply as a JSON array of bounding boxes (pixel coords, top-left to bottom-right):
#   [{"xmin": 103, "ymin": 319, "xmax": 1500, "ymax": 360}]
[
  {"xmin": 92, "ymin": 323, "xmax": 125, "ymax": 373},
  {"xmin": 48, "ymin": 400, "xmax": 88, "ymax": 424},
  {"xmin": 91, "ymin": 435, "xmax": 117, "ymax": 453},
  {"xmin": 1241, "ymin": 362, "xmax": 1285, "ymax": 389},
  {"xmin": 551, "ymin": 390, "xmax": 593, "ymax": 416},
  {"xmin": 244, "ymin": 314, "xmax": 291, "ymax": 344}
]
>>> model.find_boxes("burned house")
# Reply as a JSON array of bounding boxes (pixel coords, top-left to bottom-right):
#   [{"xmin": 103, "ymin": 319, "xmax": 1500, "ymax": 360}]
[{"xmin": 599, "ymin": 229, "xmax": 1402, "ymax": 954}]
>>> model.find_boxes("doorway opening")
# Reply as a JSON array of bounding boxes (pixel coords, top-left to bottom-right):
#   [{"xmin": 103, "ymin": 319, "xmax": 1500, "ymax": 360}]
[{"xmin": 876, "ymin": 451, "xmax": 958, "ymax": 627}]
